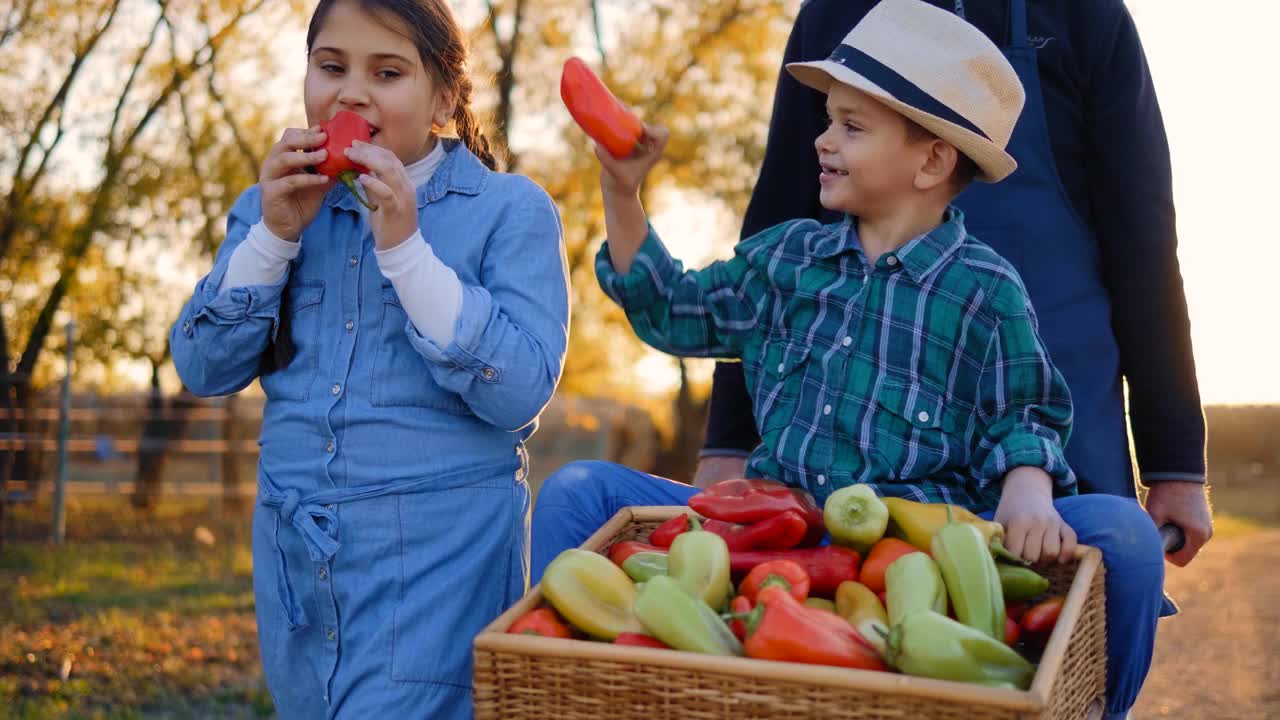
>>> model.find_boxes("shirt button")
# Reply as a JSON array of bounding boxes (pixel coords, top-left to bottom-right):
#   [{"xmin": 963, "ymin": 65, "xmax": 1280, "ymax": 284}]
[
  {"xmin": 349, "ymin": 255, "xmax": 358, "ymax": 267},
  {"xmin": 325, "ymin": 440, "xmax": 336, "ymax": 453},
  {"xmin": 331, "ymin": 383, "xmax": 341, "ymax": 396},
  {"xmin": 317, "ymin": 567, "xmax": 328, "ymax": 581},
  {"xmin": 182, "ymin": 321, "xmax": 191, "ymax": 334},
  {"xmin": 917, "ymin": 411, "xmax": 930, "ymax": 423},
  {"xmin": 344, "ymin": 319, "xmax": 354, "ymax": 332},
  {"xmin": 326, "ymin": 628, "xmax": 336, "ymax": 641},
  {"xmin": 823, "ymin": 404, "xmax": 832, "ymax": 416},
  {"xmin": 482, "ymin": 368, "xmax": 496, "ymax": 380},
  {"xmin": 777, "ymin": 362, "xmax": 785, "ymax": 373},
  {"xmin": 886, "ymin": 255, "xmax": 899, "ymax": 266},
  {"xmin": 817, "ymin": 475, "xmax": 826, "ymax": 486},
  {"xmin": 842, "ymin": 336, "xmax": 852, "ymax": 347}
]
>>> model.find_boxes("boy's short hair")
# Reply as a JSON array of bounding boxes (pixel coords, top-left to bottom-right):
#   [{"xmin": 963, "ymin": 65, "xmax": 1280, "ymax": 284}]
[{"xmin": 902, "ymin": 116, "xmax": 982, "ymax": 191}]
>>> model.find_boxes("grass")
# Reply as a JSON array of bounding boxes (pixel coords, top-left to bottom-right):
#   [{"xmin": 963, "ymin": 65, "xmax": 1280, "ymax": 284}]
[{"xmin": 1, "ymin": 498, "xmax": 272, "ymax": 719}]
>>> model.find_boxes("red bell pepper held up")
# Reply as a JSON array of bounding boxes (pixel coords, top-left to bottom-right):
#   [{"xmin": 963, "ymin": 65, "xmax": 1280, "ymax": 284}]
[
  {"xmin": 613, "ymin": 632, "xmax": 671, "ymax": 649},
  {"xmin": 743, "ymin": 585, "xmax": 887, "ymax": 670},
  {"xmin": 729, "ymin": 546, "xmax": 861, "ymax": 597},
  {"xmin": 689, "ymin": 479, "xmax": 826, "ymax": 545},
  {"xmin": 608, "ymin": 540, "xmax": 666, "ymax": 567},
  {"xmin": 560, "ymin": 57, "xmax": 644, "ymax": 158},
  {"xmin": 508, "ymin": 607, "xmax": 574, "ymax": 638},
  {"xmin": 739, "ymin": 559, "xmax": 811, "ymax": 603},
  {"xmin": 310, "ymin": 110, "xmax": 378, "ymax": 211}
]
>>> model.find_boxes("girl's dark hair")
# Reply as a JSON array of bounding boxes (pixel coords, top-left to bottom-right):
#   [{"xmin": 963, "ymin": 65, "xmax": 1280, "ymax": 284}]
[{"xmin": 306, "ymin": 0, "xmax": 497, "ymax": 171}]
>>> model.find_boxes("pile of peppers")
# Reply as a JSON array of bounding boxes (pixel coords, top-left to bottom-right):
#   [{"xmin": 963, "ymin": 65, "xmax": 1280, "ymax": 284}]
[{"xmin": 504, "ymin": 478, "xmax": 1070, "ymax": 692}]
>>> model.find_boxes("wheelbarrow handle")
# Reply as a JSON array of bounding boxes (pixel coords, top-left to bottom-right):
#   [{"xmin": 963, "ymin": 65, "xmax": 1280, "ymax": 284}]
[{"xmin": 1159, "ymin": 523, "xmax": 1185, "ymax": 554}]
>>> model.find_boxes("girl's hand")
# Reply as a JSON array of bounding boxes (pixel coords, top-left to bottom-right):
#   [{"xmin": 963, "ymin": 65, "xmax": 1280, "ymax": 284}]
[
  {"xmin": 260, "ymin": 127, "xmax": 335, "ymax": 242},
  {"xmin": 596, "ymin": 124, "xmax": 669, "ymax": 200},
  {"xmin": 344, "ymin": 141, "xmax": 420, "ymax": 251},
  {"xmin": 995, "ymin": 466, "xmax": 1077, "ymax": 564}
]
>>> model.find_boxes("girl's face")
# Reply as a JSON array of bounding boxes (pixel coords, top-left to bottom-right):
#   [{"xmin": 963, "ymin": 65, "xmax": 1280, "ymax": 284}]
[{"xmin": 304, "ymin": 0, "xmax": 454, "ymax": 166}]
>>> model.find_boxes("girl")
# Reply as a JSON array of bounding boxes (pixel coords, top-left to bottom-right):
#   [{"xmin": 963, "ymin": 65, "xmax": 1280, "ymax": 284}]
[{"xmin": 170, "ymin": 0, "xmax": 569, "ymax": 716}]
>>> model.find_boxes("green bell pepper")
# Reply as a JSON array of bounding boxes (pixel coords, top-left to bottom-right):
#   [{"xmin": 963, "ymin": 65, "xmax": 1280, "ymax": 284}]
[
  {"xmin": 540, "ymin": 549, "xmax": 644, "ymax": 640},
  {"xmin": 884, "ymin": 609, "xmax": 1036, "ymax": 689},
  {"xmin": 667, "ymin": 518, "xmax": 733, "ymax": 609},
  {"xmin": 621, "ymin": 551, "xmax": 669, "ymax": 583},
  {"xmin": 634, "ymin": 575, "xmax": 744, "ymax": 656}
]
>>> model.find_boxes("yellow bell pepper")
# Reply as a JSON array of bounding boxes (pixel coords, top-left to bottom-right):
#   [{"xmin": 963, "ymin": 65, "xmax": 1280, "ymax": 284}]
[{"xmin": 882, "ymin": 497, "xmax": 1023, "ymax": 563}]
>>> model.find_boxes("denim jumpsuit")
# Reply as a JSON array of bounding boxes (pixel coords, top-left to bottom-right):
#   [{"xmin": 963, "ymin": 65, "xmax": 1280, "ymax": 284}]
[{"xmin": 172, "ymin": 141, "xmax": 569, "ymax": 719}]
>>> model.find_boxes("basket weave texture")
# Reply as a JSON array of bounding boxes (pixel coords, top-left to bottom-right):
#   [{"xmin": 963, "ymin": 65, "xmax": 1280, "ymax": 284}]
[{"xmin": 474, "ymin": 506, "xmax": 1107, "ymax": 720}]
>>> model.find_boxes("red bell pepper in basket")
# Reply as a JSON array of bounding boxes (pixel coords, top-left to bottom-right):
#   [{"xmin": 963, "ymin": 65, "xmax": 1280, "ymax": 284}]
[
  {"xmin": 739, "ymin": 559, "xmax": 811, "ymax": 603},
  {"xmin": 507, "ymin": 607, "xmax": 574, "ymax": 638},
  {"xmin": 650, "ymin": 511, "xmax": 809, "ymax": 552},
  {"xmin": 608, "ymin": 540, "xmax": 666, "ymax": 567},
  {"xmin": 729, "ymin": 546, "xmax": 862, "ymax": 597},
  {"xmin": 742, "ymin": 585, "xmax": 886, "ymax": 670},
  {"xmin": 689, "ymin": 479, "xmax": 826, "ymax": 545}
]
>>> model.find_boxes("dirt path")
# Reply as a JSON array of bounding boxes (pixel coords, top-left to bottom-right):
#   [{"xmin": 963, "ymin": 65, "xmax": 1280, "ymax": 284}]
[{"xmin": 1133, "ymin": 528, "xmax": 1280, "ymax": 719}]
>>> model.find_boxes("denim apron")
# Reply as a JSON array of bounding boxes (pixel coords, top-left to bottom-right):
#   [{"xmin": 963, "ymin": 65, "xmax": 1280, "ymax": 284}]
[{"xmin": 953, "ymin": 0, "xmax": 1134, "ymax": 497}]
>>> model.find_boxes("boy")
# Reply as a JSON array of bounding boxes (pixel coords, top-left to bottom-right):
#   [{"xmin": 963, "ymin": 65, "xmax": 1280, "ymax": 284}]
[{"xmin": 535, "ymin": 2, "xmax": 1163, "ymax": 717}]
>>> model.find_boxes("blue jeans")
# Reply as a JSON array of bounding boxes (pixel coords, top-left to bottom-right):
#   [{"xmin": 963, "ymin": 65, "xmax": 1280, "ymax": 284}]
[{"xmin": 532, "ymin": 460, "xmax": 1171, "ymax": 716}]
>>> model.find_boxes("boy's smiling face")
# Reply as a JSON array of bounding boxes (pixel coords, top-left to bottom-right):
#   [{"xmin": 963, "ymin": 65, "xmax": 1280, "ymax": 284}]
[
  {"xmin": 304, "ymin": 0, "xmax": 454, "ymax": 166},
  {"xmin": 815, "ymin": 83, "xmax": 934, "ymax": 217}
]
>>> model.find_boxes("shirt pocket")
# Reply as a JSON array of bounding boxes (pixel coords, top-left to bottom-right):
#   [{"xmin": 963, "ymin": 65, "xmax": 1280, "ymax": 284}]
[
  {"xmin": 259, "ymin": 281, "xmax": 324, "ymax": 402},
  {"xmin": 370, "ymin": 283, "xmax": 470, "ymax": 413},
  {"xmin": 871, "ymin": 380, "xmax": 960, "ymax": 480},
  {"xmin": 755, "ymin": 334, "xmax": 811, "ymax": 436},
  {"xmin": 391, "ymin": 476, "xmax": 522, "ymax": 685}
]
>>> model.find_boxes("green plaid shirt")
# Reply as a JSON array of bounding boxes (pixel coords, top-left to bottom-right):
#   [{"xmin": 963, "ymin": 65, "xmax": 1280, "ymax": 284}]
[{"xmin": 596, "ymin": 208, "xmax": 1076, "ymax": 511}]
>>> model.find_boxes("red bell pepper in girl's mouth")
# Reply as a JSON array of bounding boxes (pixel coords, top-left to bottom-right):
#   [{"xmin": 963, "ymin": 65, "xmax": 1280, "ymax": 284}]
[
  {"xmin": 560, "ymin": 57, "xmax": 644, "ymax": 157},
  {"xmin": 310, "ymin": 110, "xmax": 379, "ymax": 211}
]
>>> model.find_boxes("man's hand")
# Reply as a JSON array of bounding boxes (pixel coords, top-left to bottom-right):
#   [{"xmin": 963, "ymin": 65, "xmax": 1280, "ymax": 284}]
[
  {"xmin": 692, "ymin": 455, "xmax": 746, "ymax": 489},
  {"xmin": 1145, "ymin": 480, "xmax": 1213, "ymax": 566}
]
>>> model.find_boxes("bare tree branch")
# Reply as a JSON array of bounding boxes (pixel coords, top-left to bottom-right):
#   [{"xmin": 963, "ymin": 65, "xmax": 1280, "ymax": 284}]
[
  {"xmin": 206, "ymin": 69, "xmax": 259, "ymax": 177},
  {"xmin": 0, "ymin": 0, "xmax": 125, "ymax": 261},
  {"xmin": 0, "ymin": 0, "xmax": 39, "ymax": 50},
  {"xmin": 16, "ymin": 0, "xmax": 271, "ymax": 377}
]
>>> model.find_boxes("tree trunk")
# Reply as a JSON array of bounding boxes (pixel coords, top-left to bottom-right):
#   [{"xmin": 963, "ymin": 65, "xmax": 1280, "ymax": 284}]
[
  {"xmin": 11, "ymin": 376, "xmax": 43, "ymax": 496},
  {"xmin": 653, "ymin": 358, "xmax": 709, "ymax": 483},
  {"xmin": 132, "ymin": 364, "xmax": 168, "ymax": 510}
]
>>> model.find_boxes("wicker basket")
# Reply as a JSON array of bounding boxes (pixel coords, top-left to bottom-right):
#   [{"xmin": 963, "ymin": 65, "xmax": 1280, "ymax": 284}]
[{"xmin": 474, "ymin": 506, "xmax": 1107, "ymax": 720}]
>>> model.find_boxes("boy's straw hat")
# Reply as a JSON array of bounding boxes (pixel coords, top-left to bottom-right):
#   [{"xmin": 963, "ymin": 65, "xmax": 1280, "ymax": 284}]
[{"xmin": 787, "ymin": 0, "xmax": 1024, "ymax": 182}]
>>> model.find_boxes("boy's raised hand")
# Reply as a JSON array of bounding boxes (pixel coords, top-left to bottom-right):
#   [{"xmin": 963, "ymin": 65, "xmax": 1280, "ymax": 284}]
[
  {"xmin": 995, "ymin": 466, "xmax": 1077, "ymax": 564},
  {"xmin": 596, "ymin": 124, "xmax": 670, "ymax": 198},
  {"xmin": 343, "ymin": 140, "xmax": 420, "ymax": 252},
  {"xmin": 261, "ymin": 127, "xmax": 335, "ymax": 241}
]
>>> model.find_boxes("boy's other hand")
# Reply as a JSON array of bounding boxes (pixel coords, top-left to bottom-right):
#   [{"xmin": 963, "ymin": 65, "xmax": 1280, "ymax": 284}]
[
  {"xmin": 596, "ymin": 124, "xmax": 669, "ymax": 199},
  {"xmin": 1145, "ymin": 480, "xmax": 1213, "ymax": 567},
  {"xmin": 995, "ymin": 466, "xmax": 1077, "ymax": 564}
]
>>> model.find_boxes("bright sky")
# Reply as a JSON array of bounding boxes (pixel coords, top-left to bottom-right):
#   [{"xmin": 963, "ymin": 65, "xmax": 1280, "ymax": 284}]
[{"xmin": 640, "ymin": 0, "xmax": 1280, "ymax": 406}]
